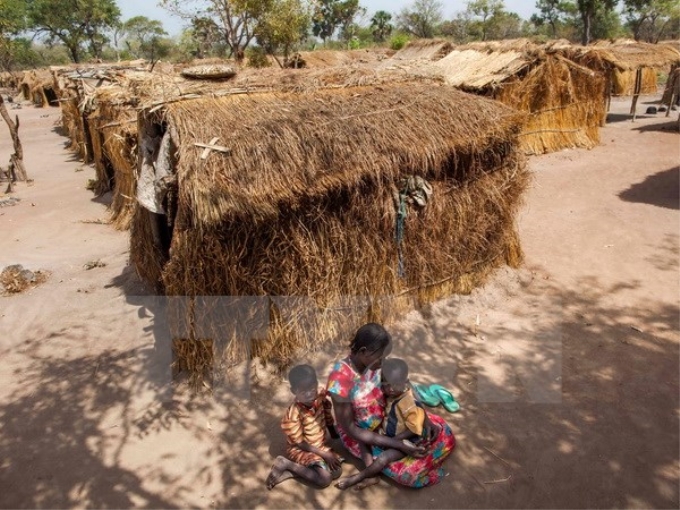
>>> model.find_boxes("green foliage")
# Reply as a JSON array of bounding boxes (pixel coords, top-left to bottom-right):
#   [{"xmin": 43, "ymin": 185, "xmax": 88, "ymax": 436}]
[
  {"xmin": 396, "ymin": 0, "xmax": 444, "ymax": 38},
  {"xmin": 370, "ymin": 10, "xmax": 393, "ymax": 42},
  {"xmin": 160, "ymin": 0, "xmax": 274, "ymax": 60},
  {"xmin": 256, "ymin": 0, "xmax": 310, "ymax": 60},
  {"xmin": 26, "ymin": 0, "xmax": 121, "ymax": 63},
  {"xmin": 311, "ymin": 0, "xmax": 362, "ymax": 43},
  {"xmin": 623, "ymin": 0, "xmax": 680, "ymax": 42},
  {"xmin": 389, "ymin": 32, "xmax": 410, "ymax": 50},
  {"xmin": 246, "ymin": 45, "xmax": 271, "ymax": 67},
  {"xmin": 122, "ymin": 16, "xmax": 169, "ymax": 62}
]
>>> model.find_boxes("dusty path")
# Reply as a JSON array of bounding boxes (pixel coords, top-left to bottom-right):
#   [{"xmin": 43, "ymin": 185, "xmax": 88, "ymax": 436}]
[{"xmin": 0, "ymin": 96, "xmax": 677, "ymax": 509}]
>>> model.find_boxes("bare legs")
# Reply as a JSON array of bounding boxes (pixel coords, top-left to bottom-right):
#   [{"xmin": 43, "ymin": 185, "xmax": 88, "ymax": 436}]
[
  {"xmin": 336, "ymin": 449, "xmax": 405, "ymax": 490},
  {"xmin": 266, "ymin": 456, "xmax": 340, "ymax": 490}
]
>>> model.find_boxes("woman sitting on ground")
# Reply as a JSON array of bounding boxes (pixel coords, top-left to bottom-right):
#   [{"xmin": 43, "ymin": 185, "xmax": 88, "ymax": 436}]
[{"xmin": 327, "ymin": 323, "xmax": 456, "ymax": 489}]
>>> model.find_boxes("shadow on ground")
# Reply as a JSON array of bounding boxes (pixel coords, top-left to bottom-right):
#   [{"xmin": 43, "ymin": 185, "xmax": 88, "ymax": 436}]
[
  {"xmin": 2, "ymin": 264, "xmax": 677, "ymax": 509},
  {"xmin": 619, "ymin": 166, "xmax": 679, "ymax": 210}
]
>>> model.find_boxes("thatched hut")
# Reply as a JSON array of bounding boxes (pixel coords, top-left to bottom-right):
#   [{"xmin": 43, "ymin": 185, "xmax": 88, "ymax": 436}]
[
  {"xmin": 18, "ymin": 69, "xmax": 59, "ymax": 106},
  {"xmin": 130, "ymin": 84, "xmax": 529, "ymax": 369},
  {"xmin": 421, "ymin": 43, "xmax": 606, "ymax": 155},
  {"xmin": 588, "ymin": 40, "xmax": 680, "ymax": 95}
]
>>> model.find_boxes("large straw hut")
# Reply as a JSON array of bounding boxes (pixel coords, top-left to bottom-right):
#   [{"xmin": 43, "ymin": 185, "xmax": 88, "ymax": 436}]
[
  {"xmin": 130, "ymin": 84, "xmax": 529, "ymax": 372},
  {"xmin": 420, "ymin": 42, "xmax": 606, "ymax": 155}
]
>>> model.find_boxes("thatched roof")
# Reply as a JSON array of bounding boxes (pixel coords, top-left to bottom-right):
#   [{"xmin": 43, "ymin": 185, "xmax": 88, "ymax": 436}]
[
  {"xmin": 426, "ymin": 49, "xmax": 532, "ymax": 88},
  {"xmin": 584, "ymin": 40, "xmax": 680, "ymax": 70},
  {"xmin": 287, "ymin": 48, "xmax": 394, "ymax": 68},
  {"xmin": 154, "ymin": 84, "xmax": 524, "ymax": 226},
  {"xmin": 388, "ymin": 39, "xmax": 453, "ymax": 62}
]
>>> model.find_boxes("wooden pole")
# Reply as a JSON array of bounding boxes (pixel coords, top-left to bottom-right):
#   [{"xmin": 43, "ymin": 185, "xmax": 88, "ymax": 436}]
[
  {"xmin": 0, "ymin": 95, "xmax": 28, "ymax": 181},
  {"xmin": 630, "ymin": 68, "xmax": 643, "ymax": 122}
]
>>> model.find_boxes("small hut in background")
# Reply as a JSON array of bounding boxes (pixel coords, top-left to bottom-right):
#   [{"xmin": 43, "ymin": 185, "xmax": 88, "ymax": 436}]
[
  {"xmin": 420, "ymin": 41, "xmax": 606, "ymax": 155},
  {"xmin": 19, "ymin": 69, "xmax": 59, "ymax": 107},
  {"xmin": 130, "ymin": 84, "xmax": 529, "ymax": 369},
  {"xmin": 588, "ymin": 40, "xmax": 680, "ymax": 96}
]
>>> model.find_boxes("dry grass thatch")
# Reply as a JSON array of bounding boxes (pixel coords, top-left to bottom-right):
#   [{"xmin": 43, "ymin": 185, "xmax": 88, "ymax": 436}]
[
  {"xmin": 130, "ymin": 84, "xmax": 529, "ymax": 375},
  {"xmin": 425, "ymin": 47, "xmax": 606, "ymax": 154},
  {"xmin": 285, "ymin": 48, "xmax": 394, "ymax": 68},
  {"xmin": 388, "ymin": 39, "xmax": 454, "ymax": 62}
]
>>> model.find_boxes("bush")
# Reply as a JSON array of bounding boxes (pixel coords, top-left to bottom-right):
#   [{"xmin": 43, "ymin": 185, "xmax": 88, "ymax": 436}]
[
  {"xmin": 389, "ymin": 33, "xmax": 410, "ymax": 51},
  {"xmin": 246, "ymin": 46, "xmax": 271, "ymax": 68}
]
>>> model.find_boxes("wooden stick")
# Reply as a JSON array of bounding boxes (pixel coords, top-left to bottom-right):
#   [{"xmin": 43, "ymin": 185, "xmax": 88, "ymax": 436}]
[
  {"xmin": 0, "ymin": 95, "xmax": 27, "ymax": 181},
  {"xmin": 483, "ymin": 475, "xmax": 512, "ymax": 484},
  {"xmin": 630, "ymin": 68, "xmax": 642, "ymax": 121},
  {"xmin": 483, "ymin": 446, "xmax": 514, "ymax": 468}
]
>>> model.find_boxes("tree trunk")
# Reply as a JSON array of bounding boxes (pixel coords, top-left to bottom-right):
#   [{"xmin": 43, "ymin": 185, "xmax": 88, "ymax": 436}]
[{"xmin": 0, "ymin": 95, "xmax": 28, "ymax": 181}]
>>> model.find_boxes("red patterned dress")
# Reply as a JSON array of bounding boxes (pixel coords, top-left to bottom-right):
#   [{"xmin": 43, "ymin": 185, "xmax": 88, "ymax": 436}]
[
  {"xmin": 327, "ymin": 357, "xmax": 456, "ymax": 488},
  {"xmin": 281, "ymin": 388, "xmax": 342, "ymax": 470}
]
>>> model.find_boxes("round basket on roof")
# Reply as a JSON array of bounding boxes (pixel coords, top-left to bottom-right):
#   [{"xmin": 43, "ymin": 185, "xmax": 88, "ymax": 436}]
[{"xmin": 180, "ymin": 65, "xmax": 237, "ymax": 80}]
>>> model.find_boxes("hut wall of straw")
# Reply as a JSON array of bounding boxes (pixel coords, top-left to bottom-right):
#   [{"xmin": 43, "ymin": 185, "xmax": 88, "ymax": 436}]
[
  {"xmin": 495, "ymin": 56, "xmax": 606, "ymax": 154},
  {"xmin": 130, "ymin": 84, "xmax": 529, "ymax": 367},
  {"xmin": 429, "ymin": 48, "xmax": 606, "ymax": 154},
  {"xmin": 612, "ymin": 67, "xmax": 658, "ymax": 95}
]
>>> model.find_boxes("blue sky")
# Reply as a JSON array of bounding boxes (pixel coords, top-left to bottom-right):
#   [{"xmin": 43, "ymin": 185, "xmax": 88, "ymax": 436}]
[{"xmin": 118, "ymin": 1, "xmax": 539, "ymax": 37}]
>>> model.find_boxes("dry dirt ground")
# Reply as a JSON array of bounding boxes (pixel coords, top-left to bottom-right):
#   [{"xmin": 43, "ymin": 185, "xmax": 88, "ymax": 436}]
[{"xmin": 0, "ymin": 94, "xmax": 678, "ymax": 510}]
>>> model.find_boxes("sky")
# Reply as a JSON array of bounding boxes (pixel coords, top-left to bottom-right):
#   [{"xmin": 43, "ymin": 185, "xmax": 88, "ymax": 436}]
[{"xmin": 118, "ymin": 1, "xmax": 539, "ymax": 37}]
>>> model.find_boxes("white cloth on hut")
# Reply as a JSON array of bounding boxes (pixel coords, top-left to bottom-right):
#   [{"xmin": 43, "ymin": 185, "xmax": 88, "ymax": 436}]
[{"xmin": 137, "ymin": 130, "xmax": 172, "ymax": 214}]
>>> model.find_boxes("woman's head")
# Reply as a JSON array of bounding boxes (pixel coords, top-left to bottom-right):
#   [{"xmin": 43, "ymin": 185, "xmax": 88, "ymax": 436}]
[{"xmin": 349, "ymin": 323, "xmax": 392, "ymax": 371}]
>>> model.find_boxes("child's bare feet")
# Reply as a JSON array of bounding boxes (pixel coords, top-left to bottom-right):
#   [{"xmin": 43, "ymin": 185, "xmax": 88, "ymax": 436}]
[
  {"xmin": 266, "ymin": 456, "xmax": 295, "ymax": 490},
  {"xmin": 335, "ymin": 474, "xmax": 379, "ymax": 491}
]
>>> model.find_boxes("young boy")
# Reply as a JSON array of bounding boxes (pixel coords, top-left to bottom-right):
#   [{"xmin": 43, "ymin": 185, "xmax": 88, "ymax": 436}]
[
  {"xmin": 266, "ymin": 364, "xmax": 343, "ymax": 490},
  {"xmin": 335, "ymin": 357, "xmax": 437, "ymax": 490}
]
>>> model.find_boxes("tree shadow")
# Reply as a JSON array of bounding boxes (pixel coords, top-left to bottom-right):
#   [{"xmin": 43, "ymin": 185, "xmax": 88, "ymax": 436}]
[
  {"xmin": 618, "ymin": 166, "xmax": 679, "ymax": 210},
  {"xmin": 373, "ymin": 269, "xmax": 680, "ymax": 509}
]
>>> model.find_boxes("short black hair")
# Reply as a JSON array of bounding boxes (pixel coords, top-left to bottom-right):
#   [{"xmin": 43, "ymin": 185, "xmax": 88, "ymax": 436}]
[
  {"xmin": 288, "ymin": 364, "xmax": 317, "ymax": 390},
  {"xmin": 382, "ymin": 358, "xmax": 409, "ymax": 385},
  {"xmin": 350, "ymin": 323, "xmax": 392, "ymax": 353}
]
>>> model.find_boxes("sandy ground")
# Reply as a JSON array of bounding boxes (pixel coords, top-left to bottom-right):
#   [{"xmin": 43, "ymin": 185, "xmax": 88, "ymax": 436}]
[{"xmin": 0, "ymin": 94, "xmax": 678, "ymax": 510}]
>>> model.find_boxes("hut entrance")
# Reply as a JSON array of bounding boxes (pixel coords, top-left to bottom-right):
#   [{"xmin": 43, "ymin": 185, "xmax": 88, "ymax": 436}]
[
  {"xmin": 44, "ymin": 87, "xmax": 59, "ymax": 107},
  {"xmin": 138, "ymin": 119, "xmax": 177, "ymax": 258}
]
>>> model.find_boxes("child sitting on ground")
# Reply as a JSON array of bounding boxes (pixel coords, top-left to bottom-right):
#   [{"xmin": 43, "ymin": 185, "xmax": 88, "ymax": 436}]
[
  {"xmin": 335, "ymin": 358, "xmax": 439, "ymax": 490},
  {"xmin": 266, "ymin": 364, "xmax": 343, "ymax": 490}
]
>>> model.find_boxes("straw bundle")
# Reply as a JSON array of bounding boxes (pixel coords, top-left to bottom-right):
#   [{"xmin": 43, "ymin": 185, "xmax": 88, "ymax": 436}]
[{"xmin": 130, "ymin": 84, "xmax": 529, "ymax": 370}]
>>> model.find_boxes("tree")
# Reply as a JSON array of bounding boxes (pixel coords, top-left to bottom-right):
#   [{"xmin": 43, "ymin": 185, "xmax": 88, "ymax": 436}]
[
  {"xmin": 532, "ymin": 0, "xmax": 574, "ymax": 37},
  {"xmin": 122, "ymin": 16, "xmax": 170, "ymax": 63},
  {"xmin": 256, "ymin": 0, "xmax": 310, "ymax": 64},
  {"xmin": 370, "ymin": 10, "xmax": 393, "ymax": 42},
  {"xmin": 396, "ymin": 0, "xmax": 444, "ymax": 39},
  {"xmin": 26, "ymin": 0, "xmax": 121, "ymax": 63},
  {"xmin": 160, "ymin": 0, "xmax": 273, "ymax": 61},
  {"xmin": 465, "ymin": 0, "xmax": 507, "ymax": 41},
  {"xmin": 311, "ymin": 0, "xmax": 362, "ymax": 44},
  {"xmin": 0, "ymin": 0, "xmax": 29, "ymax": 71},
  {"xmin": 623, "ymin": 0, "xmax": 680, "ymax": 42},
  {"xmin": 574, "ymin": 0, "xmax": 619, "ymax": 45}
]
